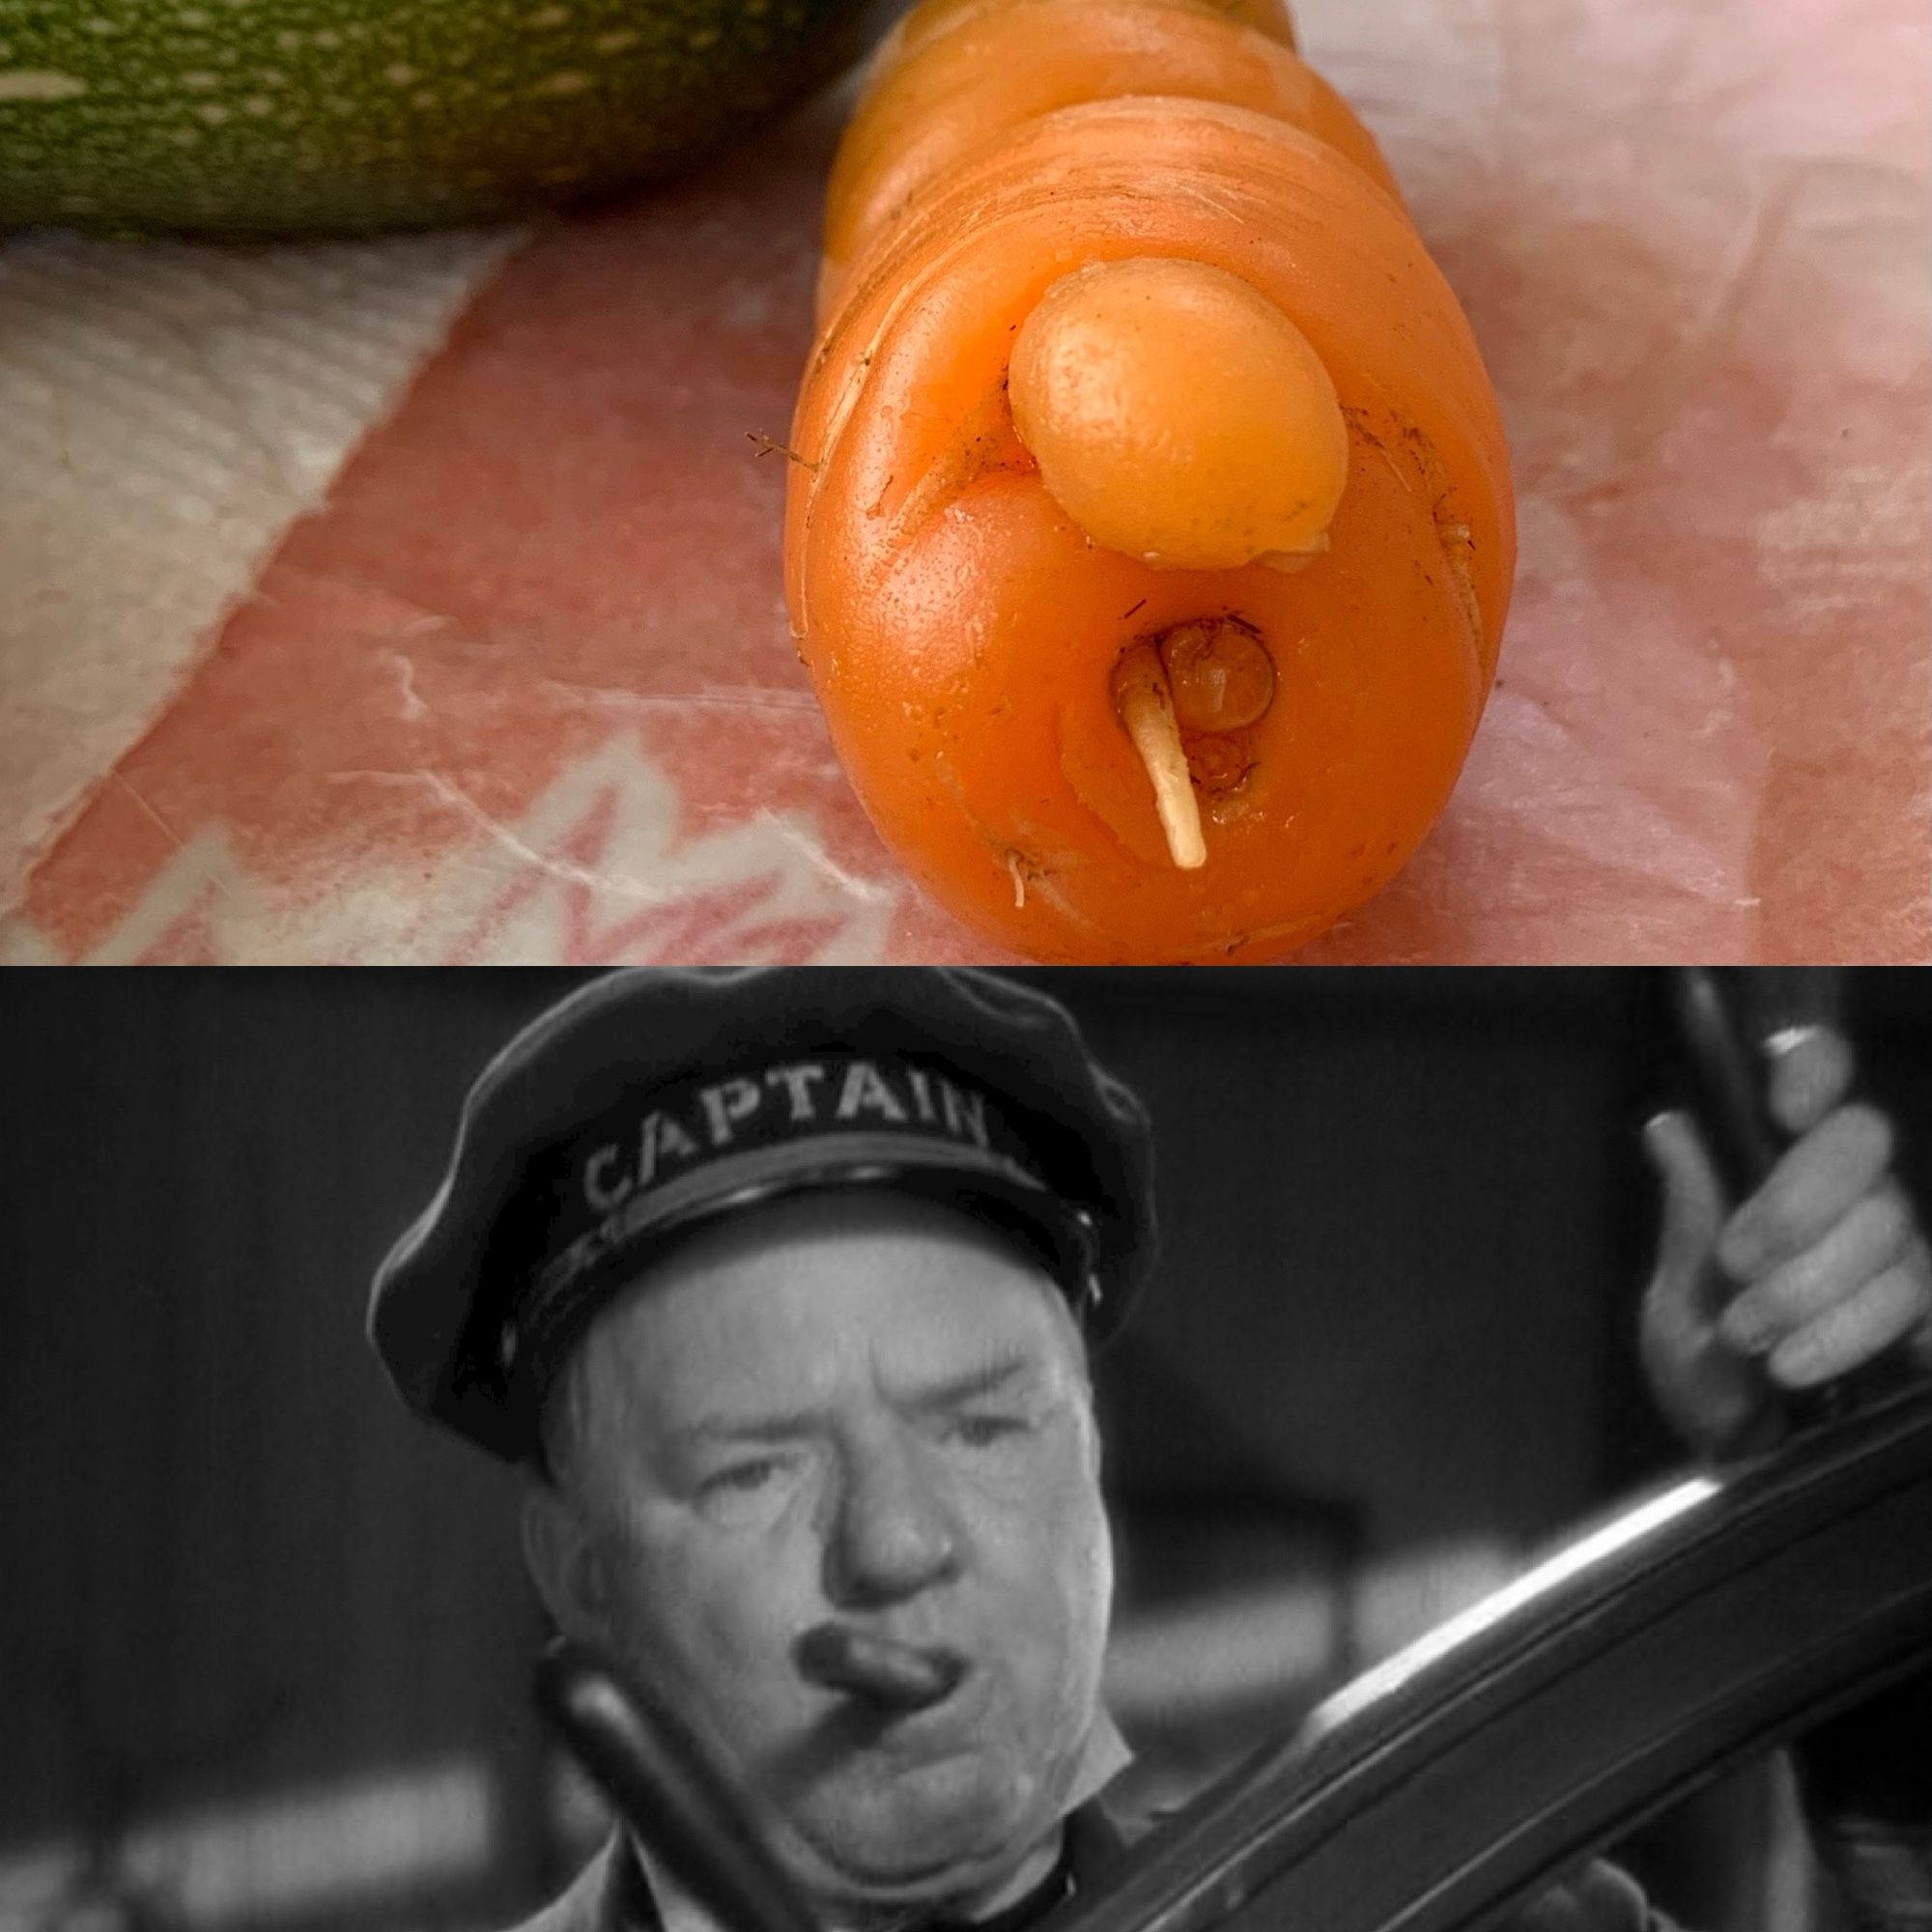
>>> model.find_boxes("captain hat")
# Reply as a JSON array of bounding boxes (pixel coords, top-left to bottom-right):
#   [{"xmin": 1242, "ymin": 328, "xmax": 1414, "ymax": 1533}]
[{"xmin": 367, "ymin": 967, "xmax": 1156, "ymax": 1468}]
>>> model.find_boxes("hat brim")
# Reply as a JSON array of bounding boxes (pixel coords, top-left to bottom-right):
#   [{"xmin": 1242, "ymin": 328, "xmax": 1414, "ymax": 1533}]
[{"xmin": 508, "ymin": 1132, "xmax": 1102, "ymax": 1465}]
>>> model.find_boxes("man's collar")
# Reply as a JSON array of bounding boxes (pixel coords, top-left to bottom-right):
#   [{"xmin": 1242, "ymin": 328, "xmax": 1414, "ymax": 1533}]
[{"xmin": 621, "ymin": 1711, "xmax": 1134, "ymax": 1932}]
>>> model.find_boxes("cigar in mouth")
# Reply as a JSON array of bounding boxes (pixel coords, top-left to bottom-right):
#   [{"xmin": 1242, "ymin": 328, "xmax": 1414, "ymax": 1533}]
[{"xmin": 796, "ymin": 1627, "xmax": 967, "ymax": 1711}]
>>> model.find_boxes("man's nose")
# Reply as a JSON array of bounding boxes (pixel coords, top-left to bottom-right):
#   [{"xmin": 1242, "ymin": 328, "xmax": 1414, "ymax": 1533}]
[{"xmin": 825, "ymin": 1434, "xmax": 961, "ymax": 1606}]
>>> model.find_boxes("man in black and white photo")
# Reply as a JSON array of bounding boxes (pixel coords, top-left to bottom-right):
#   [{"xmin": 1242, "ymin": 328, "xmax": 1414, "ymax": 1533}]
[{"xmin": 366, "ymin": 969, "xmax": 1932, "ymax": 1932}]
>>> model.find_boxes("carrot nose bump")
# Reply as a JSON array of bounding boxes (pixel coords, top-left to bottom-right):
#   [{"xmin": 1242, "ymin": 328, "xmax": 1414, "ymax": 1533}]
[{"xmin": 1006, "ymin": 254, "xmax": 1349, "ymax": 574}]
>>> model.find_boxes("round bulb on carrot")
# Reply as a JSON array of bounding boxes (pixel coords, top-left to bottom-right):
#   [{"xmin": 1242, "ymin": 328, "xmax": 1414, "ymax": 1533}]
[{"xmin": 1008, "ymin": 255, "xmax": 1350, "ymax": 574}]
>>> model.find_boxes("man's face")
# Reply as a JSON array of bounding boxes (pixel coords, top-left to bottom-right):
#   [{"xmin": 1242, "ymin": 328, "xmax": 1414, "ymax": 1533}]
[{"xmin": 548, "ymin": 1191, "xmax": 1115, "ymax": 1918}]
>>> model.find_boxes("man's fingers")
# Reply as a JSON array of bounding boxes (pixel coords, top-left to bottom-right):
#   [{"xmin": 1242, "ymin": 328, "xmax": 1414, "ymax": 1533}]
[
  {"xmin": 1765, "ymin": 1025, "xmax": 1856, "ymax": 1137},
  {"xmin": 1640, "ymin": 1112, "xmax": 1767, "ymax": 1455},
  {"xmin": 1719, "ymin": 1183, "xmax": 1916, "ymax": 1350},
  {"xmin": 1570, "ymin": 1862, "xmax": 1650, "ymax": 1929},
  {"xmin": 1643, "ymin": 1022, "xmax": 1922, "ymax": 1456},
  {"xmin": 1505, "ymin": 1889, "xmax": 1586, "ymax": 1932},
  {"xmin": 1643, "ymin": 1110, "xmax": 1728, "ymax": 1313},
  {"xmin": 1506, "ymin": 1862, "xmax": 1650, "ymax": 1931},
  {"xmin": 1719, "ymin": 1103, "xmax": 1895, "ymax": 1279},
  {"xmin": 1767, "ymin": 1258, "xmax": 1930, "ymax": 1388}
]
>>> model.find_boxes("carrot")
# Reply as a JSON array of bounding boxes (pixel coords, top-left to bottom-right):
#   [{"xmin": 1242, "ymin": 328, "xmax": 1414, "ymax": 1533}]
[
  {"xmin": 815, "ymin": 0, "xmax": 1388, "ymax": 327},
  {"xmin": 784, "ymin": 0, "xmax": 1514, "ymax": 963}
]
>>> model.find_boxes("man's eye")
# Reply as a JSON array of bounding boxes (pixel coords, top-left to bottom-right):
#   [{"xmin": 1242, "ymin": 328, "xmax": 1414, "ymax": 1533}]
[
  {"xmin": 702, "ymin": 1457, "xmax": 783, "ymax": 1496},
  {"xmin": 950, "ymin": 1413, "xmax": 1030, "ymax": 1448}
]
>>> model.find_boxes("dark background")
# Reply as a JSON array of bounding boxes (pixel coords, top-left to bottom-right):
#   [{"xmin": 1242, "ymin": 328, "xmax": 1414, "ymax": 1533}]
[{"xmin": 3, "ymin": 968, "xmax": 1927, "ymax": 1932}]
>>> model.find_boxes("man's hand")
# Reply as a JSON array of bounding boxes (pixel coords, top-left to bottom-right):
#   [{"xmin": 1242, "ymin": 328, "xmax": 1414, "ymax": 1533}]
[
  {"xmin": 1501, "ymin": 1861, "xmax": 1655, "ymax": 1930},
  {"xmin": 1640, "ymin": 1026, "xmax": 1932, "ymax": 1460}
]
